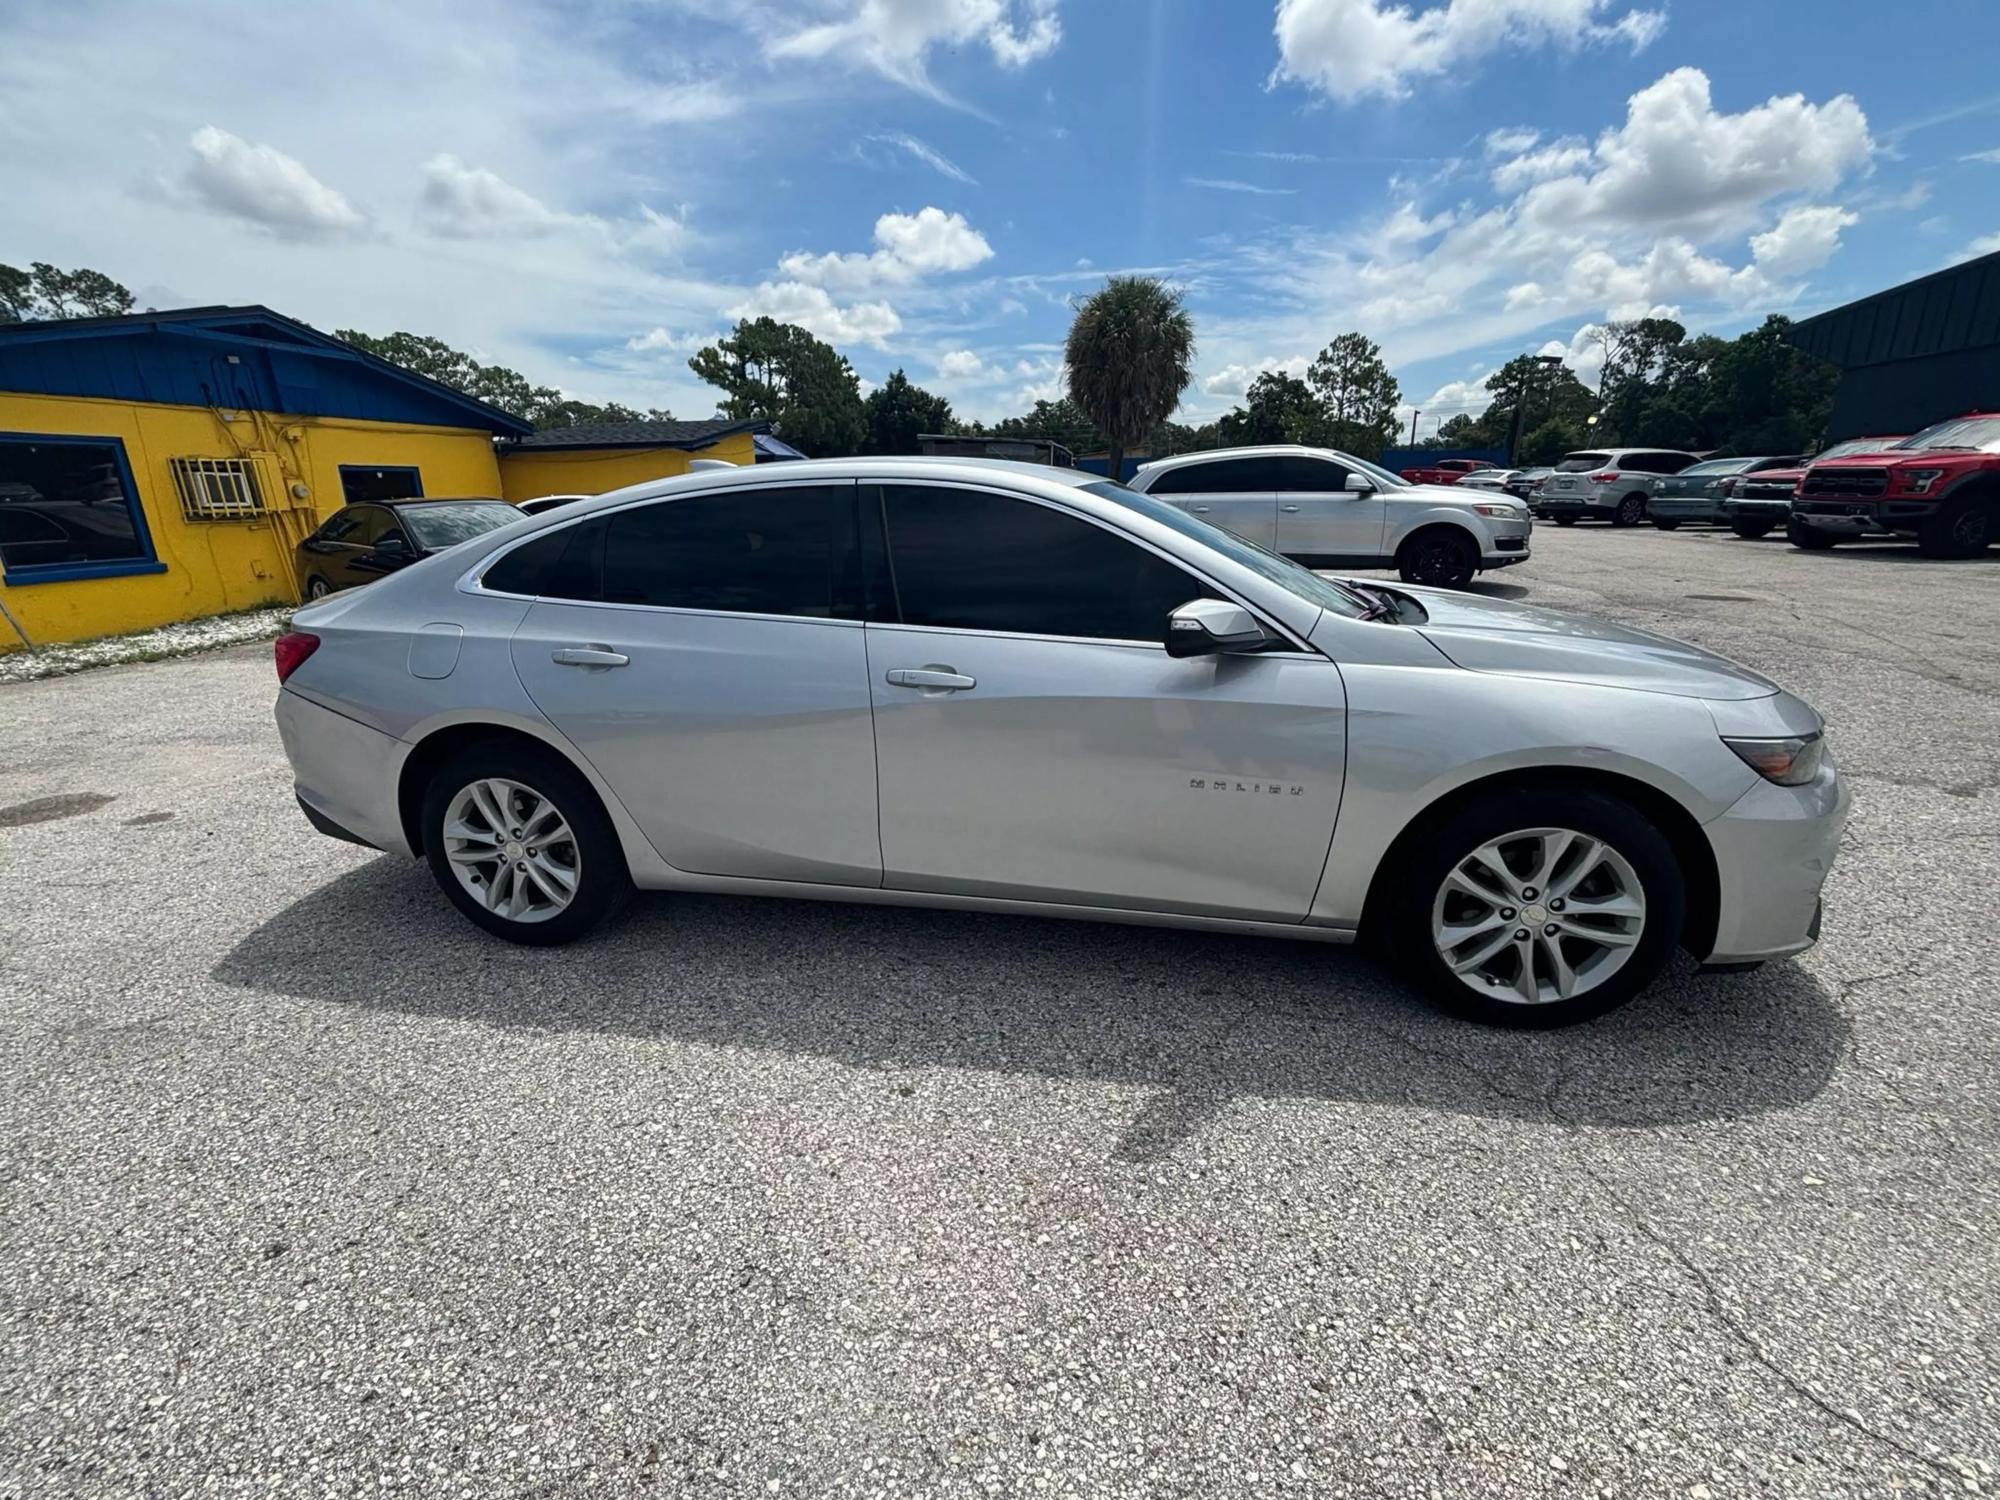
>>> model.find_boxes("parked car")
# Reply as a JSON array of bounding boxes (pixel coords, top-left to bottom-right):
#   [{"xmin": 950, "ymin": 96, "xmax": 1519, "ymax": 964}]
[
  {"xmin": 296, "ymin": 498, "xmax": 521, "ymax": 599},
  {"xmin": 1720, "ymin": 438, "xmax": 1904, "ymax": 538},
  {"xmin": 1535, "ymin": 449, "xmax": 1700, "ymax": 526},
  {"xmin": 1398, "ymin": 458, "xmax": 1488, "ymax": 485},
  {"xmin": 517, "ymin": 493, "xmax": 592, "ymax": 517},
  {"xmin": 275, "ymin": 457, "xmax": 1845, "ymax": 1028},
  {"xmin": 1648, "ymin": 456, "xmax": 1809, "ymax": 529},
  {"xmin": 1504, "ymin": 467, "xmax": 1552, "ymax": 503},
  {"xmin": 1128, "ymin": 445, "xmax": 1531, "ymax": 589},
  {"xmin": 1789, "ymin": 412, "xmax": 2000, "ymax": 556},
  {"xmin": 1456, "ymin": 469, "xmax": 1514, "ymax": 491}
]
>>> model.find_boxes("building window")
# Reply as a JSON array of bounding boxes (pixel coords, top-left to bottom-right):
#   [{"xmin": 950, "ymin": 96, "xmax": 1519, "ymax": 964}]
[
  {"xmin": 339, "ymin": 466, "xmax": 423, "ymax": 503},
  {"xmin": 0, "ymin": 432, "xmax": 164, "ymax": 585},
  {"xmin": 170, "ymin": 457, "xmax": 267, "ymax": 522}
]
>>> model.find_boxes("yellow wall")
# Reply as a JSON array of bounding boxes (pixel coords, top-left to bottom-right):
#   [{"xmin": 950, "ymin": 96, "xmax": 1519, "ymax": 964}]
[
  {"xmin": 497, "ymin": 431, "xmax": 756, "ymax": 503},
  {"xmin": 0, "ymin": 391, "xmax": 504, "ymax": 651}
]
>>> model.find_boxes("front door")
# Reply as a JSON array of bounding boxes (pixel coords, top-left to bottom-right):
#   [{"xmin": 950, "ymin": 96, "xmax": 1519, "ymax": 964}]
[
  {"xmin": 1145, "ymin": 456, "xmax": 1279, "ymax": 550},
  {"xmin": 1271, "ymin": 455, "xmax": 1389, "ymax": 565},
  {"xmin": 507, "ymin": 481, "xmax": 882, "ymax": 887},
  {"xmin": 863, "ymin": 482, "xmax": 1346, "ymax": 920}
]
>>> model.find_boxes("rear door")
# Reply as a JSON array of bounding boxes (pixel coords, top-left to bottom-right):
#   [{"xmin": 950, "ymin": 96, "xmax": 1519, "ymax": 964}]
[
  {"xmin": 1141, "ymin": 456, "xmax": 1279, "ymax": 549},
  {"xmin": 505, "ymin": 480, "xmax": 882, "ymax": 886},
  {"xmin": 1272, "ymin": 454, "xmax": 1387, "ymax": 564}
]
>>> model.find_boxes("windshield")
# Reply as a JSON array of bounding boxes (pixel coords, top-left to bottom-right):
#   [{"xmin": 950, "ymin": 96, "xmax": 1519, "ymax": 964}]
[
  {"xmin": 1318, "ymin": 450, "xmax": 1407, "ymax": 489},
  {"xmin": 1555, "ymin": 452, "xmax": 1612, "ymax": 472},
  {"xmin": 400, "ymin": 501, "xmax": 519, "ymax": 550},
  {"xmin": 1088, "ymin": 481, "xmax": 1369, "ymax": 618},
  {"xmin": 1684, "ymin": 458, "xmax": 1753, "ymax": 476},
  {"xmin": 1895, "ymin": 417, "xmax": 2000, "ymax": 453},
  {"xmin": 1817, "ymin": 437, "xmax": 1903, "ymax": 460}
]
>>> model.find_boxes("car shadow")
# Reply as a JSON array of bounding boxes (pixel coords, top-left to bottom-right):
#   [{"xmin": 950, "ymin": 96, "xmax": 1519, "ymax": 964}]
[{"xmin": 214, "ymin": 858, "xmax": 1849, "ymax": 1160}]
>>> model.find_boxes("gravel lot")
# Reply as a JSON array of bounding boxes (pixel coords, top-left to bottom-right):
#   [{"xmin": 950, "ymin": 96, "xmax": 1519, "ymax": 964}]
[{"xmin": 2, "ymin": 524, "xmax": 1995, "ymax": 1499}]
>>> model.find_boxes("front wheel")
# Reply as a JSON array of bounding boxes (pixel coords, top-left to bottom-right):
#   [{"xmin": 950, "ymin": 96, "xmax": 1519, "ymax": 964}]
[
  {"xmin": 1397, "ymin": 528, "xmax": 1478, "ymax": 589},
  {"xmin": 1553, "ymin": 515, "xmax": 1577, "ymax": 527},
  {"xmin": 1386, "ymin": 787, "xmax": 1684, "ymax": 1027},
  {"xmin": 1651, "ymin": 517, "xmax": 1681, "ymax": 531},
  {"xmin": 304, "ymin": 576, "xmax": 333, "ymax": 601},
  {"xmin": 1787, "ymin": 517, "xmax": 1839, "ymax": 550},
  {"xmin": 1611, "ymin": 493, "xmax": 1647, "ymax": 527},
  {"xmin": 1917, "ymin": 499, "xmax": 1992, "ymax": 558},
  {"xmin": 1730, "ymin": 518, "xmax": 1776, "ymax": 539},
  {"xmin": 421, "ymin": 742, "xmax": 631, "ymax": 945}
]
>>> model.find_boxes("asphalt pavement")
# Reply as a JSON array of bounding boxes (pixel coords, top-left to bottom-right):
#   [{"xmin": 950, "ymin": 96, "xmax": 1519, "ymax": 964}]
[{"xmin": 1, "ymin": 522, "xmax": 1995, "ymax": 1498}]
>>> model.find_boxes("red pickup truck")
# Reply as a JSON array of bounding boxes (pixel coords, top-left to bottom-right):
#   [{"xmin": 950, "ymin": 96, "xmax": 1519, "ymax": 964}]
[
  {"xmin": 1789, "ymin": 412, "xmax": 2000, "ymax": 557},
  {"xmin": 1398, "ymin": 458, "xmax": 1488, "ymax": 485}
]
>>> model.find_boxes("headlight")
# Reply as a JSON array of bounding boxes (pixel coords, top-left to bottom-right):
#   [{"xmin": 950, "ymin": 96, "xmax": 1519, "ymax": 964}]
[
  {"xmin": 1472, "ymin": 503, "xmax": 1522, "ymax": 518},
  {"xmin": 1722, "ymin": 733, "xmax": 1825, "ymax": 786},
  {"xmin": 1897, "ymin": 467, "xmax": 1946, "ymax": 494}
]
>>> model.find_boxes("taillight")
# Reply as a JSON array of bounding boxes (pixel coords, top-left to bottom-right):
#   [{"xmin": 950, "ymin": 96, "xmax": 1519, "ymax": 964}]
[
  {"xmin": 1590, "ymin": 470, "xmax": 1620, "ymax": 483},
  {"xmin": 274, "ymin": 630, "xmax": 320, "ymax": 683}
]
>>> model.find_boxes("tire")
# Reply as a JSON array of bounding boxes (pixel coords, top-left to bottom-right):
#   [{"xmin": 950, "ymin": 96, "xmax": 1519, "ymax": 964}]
[
  {"xmin": 420, "ymin": 741, "xmax": 632, "ymax": 946},
  {"xmin": 1385, "ymin": 785, "xmax": 1685, "ymax": 1028},
  {"xmin": 1730, "ymin": 519, "xmax": 1776, "ymax": 539},
  {"xmin": 304, "ymin": 575, "xmax": 333, "ymax": 601},
  {"xmin": 1916, "ymin": 499, "xmax": 1992, "ymax": 559},
  {"xmin": 1787, "ymin": 517, "xmax": 1838, "ymax": 551},
  {"xmin": 1397, "ymin": 528, "xmax": 1478, "ymax": 589},
  {"xmin": 1553, "ymin": 515, "xmax": 1577, "ymax": 527},
  {"xmin": 1651, "ymin": 518, "xmax": 1681, "ymax": 531},
  {"xmin": 1611, "ymin": 493, "xmax": 1647, "ymax": 527}
]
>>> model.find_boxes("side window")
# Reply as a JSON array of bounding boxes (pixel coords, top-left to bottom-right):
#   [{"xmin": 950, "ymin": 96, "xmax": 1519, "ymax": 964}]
[
  {"xmin": 347, "ymin": 506, "xmax": 393, "ymax": 545},
  {"xmin": 316, "ymin": 507, "xmax": 364, "ymax": 542},
  {"xmin": 877, "ymin": 484, "xmax": 1217, "ymax": 642},
  {"xmin": 1148, "ymin": 457, "xmax": 1278, "ymax": 494},
  {"xmin": 600, "ymin": 485, "xmax": 852, "ymax": 617},
  {"xmin": 483, "ymin": 518, "xmax": 605, "ymax": 599},
  {"xmin": 1269, "ymin": 455, "xmax": 1349, "ymax": 492}
]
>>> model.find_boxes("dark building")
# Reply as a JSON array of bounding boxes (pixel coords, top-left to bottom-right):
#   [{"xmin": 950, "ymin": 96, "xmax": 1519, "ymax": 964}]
[{"xmin": 1787, "ymin": 249, "xmax": 2000, "ymax": 440}]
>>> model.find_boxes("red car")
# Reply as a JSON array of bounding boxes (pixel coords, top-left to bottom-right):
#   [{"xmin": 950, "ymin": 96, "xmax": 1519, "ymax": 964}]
[
  {"xmin": 1398, "ymin": 458, "xmax": 1488, "ymax": 485},
  {"xmin": 1789, "ymin": 413, "xmax": 2000, "ymax": 557},
  {"xmin": 1717, "ymin": 436, "xmax": 1904, "ymax": 538}
]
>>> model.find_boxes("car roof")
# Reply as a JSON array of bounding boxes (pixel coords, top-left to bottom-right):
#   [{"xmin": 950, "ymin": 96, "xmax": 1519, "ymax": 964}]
[
  {"xmin": 384, "ymin": 496, "xmax": 511, "ymax": 506},
  {"xmin": 1134, "ymin": 444, "xmax": 1341, "ymax": 472}
]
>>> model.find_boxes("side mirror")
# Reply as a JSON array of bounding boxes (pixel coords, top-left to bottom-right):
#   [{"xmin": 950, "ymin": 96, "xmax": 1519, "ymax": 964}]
[
  {"xmin": 1343, "ymin": 473, "xmax": 1375, "ymax": 494},
  {"xmin": 374, "ymin": 534, "xmax": 408, "ymax": 555},
  {"xmin": 1166, "ymin": 598, "xmax": 1273, "ymax": 658}
]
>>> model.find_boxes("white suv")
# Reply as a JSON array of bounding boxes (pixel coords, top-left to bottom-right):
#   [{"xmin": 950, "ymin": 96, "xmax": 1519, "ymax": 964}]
[{"xmin": 1128, "ymin": 445, "xmax": 1532, "ymax": 588}]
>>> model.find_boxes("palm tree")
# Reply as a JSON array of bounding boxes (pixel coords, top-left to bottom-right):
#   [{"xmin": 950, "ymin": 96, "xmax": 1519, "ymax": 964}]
[{"xmin": 1064, "ymin": 277, "xmax": 1195, "ymax": 483}]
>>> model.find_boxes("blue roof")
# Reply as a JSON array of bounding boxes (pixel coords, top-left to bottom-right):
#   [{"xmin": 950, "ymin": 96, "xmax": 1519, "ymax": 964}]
[{"xmin": 0, "ymin": 305, "xmax": 532, "ymax": 436}]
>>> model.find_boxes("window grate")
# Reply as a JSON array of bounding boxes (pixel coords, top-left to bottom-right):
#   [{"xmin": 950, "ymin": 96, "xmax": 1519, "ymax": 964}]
[{"xmin": 170, "ymin": 457, "xmax": 267, "ymax": 522}]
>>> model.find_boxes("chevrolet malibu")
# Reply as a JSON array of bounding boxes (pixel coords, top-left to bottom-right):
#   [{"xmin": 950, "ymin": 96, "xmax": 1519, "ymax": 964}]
[{"xmin": 274, "ymin": 458, "xmax": 1846, "ymax": 1026}]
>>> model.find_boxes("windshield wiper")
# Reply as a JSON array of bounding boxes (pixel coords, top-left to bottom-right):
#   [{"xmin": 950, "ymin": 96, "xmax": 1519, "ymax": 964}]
[{"xmin": 1350, "ymin": 582, "xmax": 1402, "ymax": 621}]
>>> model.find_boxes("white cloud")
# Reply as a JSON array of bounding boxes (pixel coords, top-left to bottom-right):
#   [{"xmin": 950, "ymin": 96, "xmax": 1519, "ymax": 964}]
[
  {"xmin": 1484, "ymin": 127, "xmax": 1540, "ymax": 158},
  {"xmin": 174, "ymin": 125, "xmax": 367, "ymax": 240},
  {"xmin": 1184, "ymin": 177, "xmax": 1297, "ymax": 196},
  {"xmin": 867, "ymin": 132, "xmax": 976, "ymax": 184},
  {"xmin": 1959, "ymin": 148, "xmax": 2000, "ymax": 165},
  {"xmin": 1749, "ymin": 204, "xmax": 1859, "ymax": 279},
  {"xmin": 1270, "ymin": 0, "xmax": 1665, "ymax": 104},
  {"xmin": 1491, "ymin": 137, "xmax": 1591, "ymax": 193},
  {"xmin": 769, "ymin": 0, "xmax": 1061, "ymax": 93},
  {"xmin": 625, "ymin": 326, "xmax": 717, "ymax": 354},
  {"xmin": 728, "ymin": 281, "xmax": 903, "ymax": 349},
  {"xmin": 418, "ymin": 154, "xmax": 567, "ymax": 238},
  {"xmin": 780, "ymin": 207, "xmax": 994, "ymax": 293},
  {"xmin": 1202, "ymin": 355, "xmax": 1309, "ymax": 398},
  {"xmin": 1949, "ymin": 232, "xmax": 2000, "ymax": 266},
  {"xmin": 937, "ymin": 348, "xmax": 985, "ymax": 378}
]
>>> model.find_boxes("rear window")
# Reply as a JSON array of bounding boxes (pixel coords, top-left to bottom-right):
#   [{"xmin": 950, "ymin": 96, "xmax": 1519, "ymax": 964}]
[{"xmin": 1555, "ymin": 453, "xmax": 1612, "ymax": 472}]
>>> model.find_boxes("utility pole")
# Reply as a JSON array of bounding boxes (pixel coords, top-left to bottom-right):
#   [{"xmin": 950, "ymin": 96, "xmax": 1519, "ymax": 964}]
[{"xmin": 1409, "ymin": 409, "xmax": 1421, "ymax": 446}]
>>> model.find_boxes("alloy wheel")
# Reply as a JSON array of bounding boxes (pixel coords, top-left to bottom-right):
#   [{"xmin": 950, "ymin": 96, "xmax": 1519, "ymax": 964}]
[
  {"xmin": 1951, "ymin": 506, "xmax": 1989, "ymax": 551},
  {"xmin": 441, "ymin": 777, "xmax": 581, "ymax": 923},
  {"xmin": 1430, "ymin": 826, "xmax": 1647, "ymax": 1005}
]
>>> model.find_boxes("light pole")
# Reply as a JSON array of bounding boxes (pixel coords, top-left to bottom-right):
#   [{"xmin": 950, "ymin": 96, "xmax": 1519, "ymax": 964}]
[{"xmin": 1409, "ymin": 409, "xmax": 1421, "ymax": 447}]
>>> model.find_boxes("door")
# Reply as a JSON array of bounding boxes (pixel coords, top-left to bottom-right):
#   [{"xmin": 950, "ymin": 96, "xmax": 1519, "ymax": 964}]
[
  {"xmin": 506, "ymin": 482, "xmax": 883, "ymax": 886},
  {"xmin": 1142, "ymin": 456, "xmax": 1279, "ymax": 549},
  {"xmin": 1271, "ymin": 454, "xmax": 1389, "ymax": 564},
  {"xmin": 864, "ymin": 481, "xmax": 1347, "ymax": 920},
  {"xmin": 299, "ymin": 504, "xmax": 390, "ymax": 589}
]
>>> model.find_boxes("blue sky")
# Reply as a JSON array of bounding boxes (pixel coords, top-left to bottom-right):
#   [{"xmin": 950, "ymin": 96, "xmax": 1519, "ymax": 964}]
[{"xmin": 3, "ymin": 0, "xmax": 1997, "ymax": 434}]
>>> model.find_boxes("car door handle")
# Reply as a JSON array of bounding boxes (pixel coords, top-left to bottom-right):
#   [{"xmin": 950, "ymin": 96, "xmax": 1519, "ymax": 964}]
[
  {"xmin": 1281, "ymin": 503, "xmax": 1301, "ymax": 512},
  {"xmin": 551, "ymin": 645, "xmax": 629, "ymax": 669},
  {"xmin": 885, "ymin": 667, "xmax": 975, "ymax": 691},
  {"xmin": 1190, "ymin": 505, "xmax": 1211, "ymax": 513}
]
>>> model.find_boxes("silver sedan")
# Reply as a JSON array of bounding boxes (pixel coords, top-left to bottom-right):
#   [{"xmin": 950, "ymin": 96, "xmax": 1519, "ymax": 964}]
[{"xmin": 273, "ymin": 457, "xmax": 1847, "ymax": 1026}]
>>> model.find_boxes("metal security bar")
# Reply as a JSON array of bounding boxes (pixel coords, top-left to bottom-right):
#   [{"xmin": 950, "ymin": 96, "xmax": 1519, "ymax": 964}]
[{"xmin": 170, "ymin": 457, "xmax": 267, "ymax": 522}]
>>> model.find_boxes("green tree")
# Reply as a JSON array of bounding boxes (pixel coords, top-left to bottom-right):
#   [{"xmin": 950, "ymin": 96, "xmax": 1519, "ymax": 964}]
[
  {"xmin": 1218, "ymin": 370, "xmax": 1323, "ymax": 446},
  {"xmin": 0, "ymin": 260, "xmax": 137, "ymax": 322},
  {"xmin": 335, "ymin": 328, "xmax": 670, "ymax": 428},
  {"xmin": 688, "ymin": 317, "xmax": 865, "ymax": 457},
  {"xmin": 980, "ymin": 397, "xmax": 1103, "ymax": 455},
  {"xmin": 862, "ymin": 369, "xmax": 955, "ymax": 455},
  {"xmin": 1063, "ymin": 276, "xmax": 1196, "ymax": 481},
  {"xmin": 1306, "ymin": 332, "xmax": 1402, "ymax": 459}
]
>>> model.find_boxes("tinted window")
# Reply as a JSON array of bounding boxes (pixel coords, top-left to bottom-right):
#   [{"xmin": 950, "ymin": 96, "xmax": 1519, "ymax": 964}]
[
  {"xmin": 483, "ymin": 517, "xmax": 607, "ymax": 598},
  {"xmin": 601, "ymin": 486, "xmax": 850, "ymax": 617},
  {"xmin": 0, "ymin": 435, "xmax": 150, "ymax": 574},
  {"xmin": 1555, "ymin": 452, "xmax": 1613, "ymax": 472},
  {"xmin": 1147, "ymin": 457, "xmax": 1279, "ymax": 494},
  {"xmin": 1682, "ymin": 458, "xmax": 1752, "ymax": 476},
  {"xmin": 879, "ymin": 484, "xmax": 1215, "ymax": 641},
  {"xmin": 1630, "ymin": 452, "xmax": 1695, "ymax": 474},
  {"xmin": 340, "ymin": 466, "xmax": 424, "ymax": 503},
  {"xmin": 398, "ymin": 501, "xmax": 517, "ymax": 550},
  {"xmin": 345, "ymin": 506, "xmax": 393, "ymax": 545},
  {"xmin": 1269, "ymin": 455, "xmax": 1349, "ymax": 492}
]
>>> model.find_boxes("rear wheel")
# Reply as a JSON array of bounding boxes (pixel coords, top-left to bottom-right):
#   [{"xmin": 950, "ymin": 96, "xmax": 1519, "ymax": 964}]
[
  {"xmin": 421, "ymin": 742, "xmax": 631, "ymax": 945},
  {"xmin": 1612, "ymin": 493, "xmax": 1647, "ymax": 527},
  {"xmin": 1787, "ymin": 517, "xmax": 1839, "ymax": 550},
  {"xmin": 1917, "ymin": 498, "xmax": 1992, "ymax": 559},
  {"xmin": 1730, "ymin": 518, "xmax": 1776, "ymax": 539},
  {"xmin": 1397, "ymin": 528, "xmax": 1478, "ymax": 589},
  {"xmin": 304, "ymin": 575, "xmax": 332, "ymax": 600},
  {"xmin": 1651, "ymin": 517, "xmax": 1681, "ymax": 531},
  {"xmin": 1387, "ymin": 787, "xmax": 1684, "ymax": 1027},
  {"xmin": 1553, "ymin": 515, "xmax": 1577, "ymax": 526}
]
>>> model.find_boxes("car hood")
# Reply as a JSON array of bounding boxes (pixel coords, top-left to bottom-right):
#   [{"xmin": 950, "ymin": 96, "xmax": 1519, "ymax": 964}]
[
  {"xmin": 1391, "ymin": 482, "xmax": 1520, "ymax": 508},
  {"xmin": 1395, "ymin": 585, "xmax": 1779, "ymax": 700}
]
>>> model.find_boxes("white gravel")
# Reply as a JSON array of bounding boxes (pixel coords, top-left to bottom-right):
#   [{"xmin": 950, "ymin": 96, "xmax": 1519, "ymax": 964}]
[{"xmin": 0, "ymin": 606, "xmax": 291, "ymax": 683}]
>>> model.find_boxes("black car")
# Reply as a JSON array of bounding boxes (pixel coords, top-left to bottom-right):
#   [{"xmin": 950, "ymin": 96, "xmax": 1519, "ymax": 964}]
[
  {"xmin": 296, "ymin": 498, "xmax": 520, "ymax": 599},
  {"xmin": 1504, "ymin": 467, "xmax": 1551, "ymax": 503}
]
